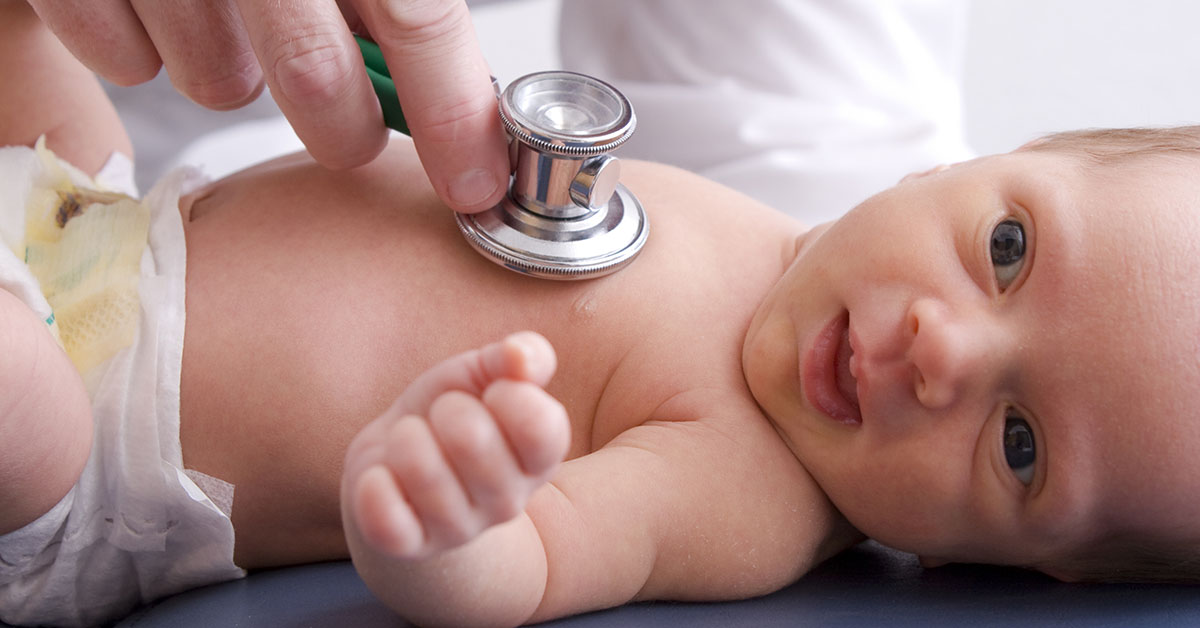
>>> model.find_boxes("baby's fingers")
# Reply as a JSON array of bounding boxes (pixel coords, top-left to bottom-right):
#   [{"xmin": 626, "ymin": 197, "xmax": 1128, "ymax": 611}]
[
  {"xmin": 378, "ymin": 414, "xmax": 478, "ymax": 553},
  {"xmin": 429, "ymin": 391, "xmax": 529, "ymax": 524},
  {"xmin": 397, "ymin": 332, "xmax": 556, "ymax": 417},
  {"xmin": 350, "ymin": 463, "xmax": 425, "ymax": 558},
  {"xmin": 483, "ymin": 380, "xmax": 570, "ymax": 478},
  {"xmin": 349, "ymin": 412, "xmax": 486, "ymax": 559}
]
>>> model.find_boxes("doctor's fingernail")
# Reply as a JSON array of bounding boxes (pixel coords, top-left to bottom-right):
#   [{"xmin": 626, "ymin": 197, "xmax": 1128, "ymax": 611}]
[{"xmin": 449, "ymin": 169, "xmax": 500, "ymax": 209}]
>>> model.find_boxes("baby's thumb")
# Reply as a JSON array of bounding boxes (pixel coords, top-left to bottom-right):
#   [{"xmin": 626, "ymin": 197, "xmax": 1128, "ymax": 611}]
[
  {"xmin": 483, "ymin": 331, "xmax": 557, "ymax": 387},
  {"xmin": 395, "ymin": 332, "xmax": 557, "ymax": 417}
]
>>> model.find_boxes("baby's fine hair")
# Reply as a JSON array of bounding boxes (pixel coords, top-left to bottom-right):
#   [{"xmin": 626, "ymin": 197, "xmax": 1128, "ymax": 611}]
[
  {"xmin": 1038, "ymin": 534, "xmax": 1200, "ymax": 585},
  {"xmin": 1020, "ymin": 125, "xmax": 1200, "ymax": 165},
  {"xmin": 1020, "ymin": 124, "xmax": 1200, "ymax": 584}
]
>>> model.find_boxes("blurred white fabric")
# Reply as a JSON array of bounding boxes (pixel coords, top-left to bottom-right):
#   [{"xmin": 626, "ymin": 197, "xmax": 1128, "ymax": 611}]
[{"xmin": 558, "ymin": 0, "xmax": 972, "ymax": 223}]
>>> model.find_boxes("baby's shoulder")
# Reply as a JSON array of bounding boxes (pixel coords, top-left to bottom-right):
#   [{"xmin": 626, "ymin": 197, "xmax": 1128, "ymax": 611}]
[{"xmin": 622, "ymin": 159, "xmax": 790, "ymax": 224}]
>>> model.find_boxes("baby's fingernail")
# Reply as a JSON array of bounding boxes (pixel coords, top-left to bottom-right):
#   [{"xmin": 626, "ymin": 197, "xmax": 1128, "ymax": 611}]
[{"xmin": 449, "ymin": 168, "xmax": 500, "ymax": 209}]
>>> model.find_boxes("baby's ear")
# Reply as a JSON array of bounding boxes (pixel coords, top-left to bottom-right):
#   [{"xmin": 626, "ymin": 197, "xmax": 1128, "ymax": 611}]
[
  {"xmin": 917, "ymin": 555, "xmax": 949, "ymax": 569},
  {"xmin": 899, "ymin": 163, "xmax": 952, "ymax": 183}
]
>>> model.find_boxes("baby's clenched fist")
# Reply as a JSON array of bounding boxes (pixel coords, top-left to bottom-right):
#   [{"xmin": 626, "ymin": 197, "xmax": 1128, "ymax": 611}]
[{"xmin": 341, "ymin": 332, "xmax": 569, "ymax": 560}]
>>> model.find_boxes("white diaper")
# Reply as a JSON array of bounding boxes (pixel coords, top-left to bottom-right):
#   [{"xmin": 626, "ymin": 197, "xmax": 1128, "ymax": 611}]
[{"xmin": 0, "ymin": 144, "xmax": 244, "ymax": 627}]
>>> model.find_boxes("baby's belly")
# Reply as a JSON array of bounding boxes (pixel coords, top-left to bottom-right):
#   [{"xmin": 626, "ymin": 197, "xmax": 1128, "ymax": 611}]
[{"xmin": 174, "ymin": 148, "xmax": 624, "ymax": 567}]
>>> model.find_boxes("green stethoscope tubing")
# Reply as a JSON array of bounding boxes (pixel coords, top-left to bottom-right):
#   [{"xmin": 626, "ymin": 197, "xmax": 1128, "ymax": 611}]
[{"xmin": 355, "ymin": 35, "xmax": 411, "ymax": 136}]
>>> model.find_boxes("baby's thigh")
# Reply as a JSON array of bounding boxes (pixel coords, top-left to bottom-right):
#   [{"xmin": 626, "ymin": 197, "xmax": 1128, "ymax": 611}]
[{"xmin": 0, "ymin": 289, "xmax": 92, "ymax": 535}]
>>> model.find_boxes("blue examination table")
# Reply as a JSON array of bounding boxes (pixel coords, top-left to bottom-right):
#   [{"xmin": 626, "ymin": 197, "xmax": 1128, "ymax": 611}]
[{"xmin": 92, "ymin": 541, "xmax": 1198, "ymax": 627}]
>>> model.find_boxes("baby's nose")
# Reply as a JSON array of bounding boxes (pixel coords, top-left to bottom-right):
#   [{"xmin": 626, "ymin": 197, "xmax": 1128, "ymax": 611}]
[{"xmin": 905, "ymin": 298, "xmax": 998, "ymax": 409}]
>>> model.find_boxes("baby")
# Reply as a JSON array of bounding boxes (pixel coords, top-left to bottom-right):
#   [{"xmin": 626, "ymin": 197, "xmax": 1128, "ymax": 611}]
[{"xmin": 4, "ymin": 5, "xmax": 1200, "ymax": 627}]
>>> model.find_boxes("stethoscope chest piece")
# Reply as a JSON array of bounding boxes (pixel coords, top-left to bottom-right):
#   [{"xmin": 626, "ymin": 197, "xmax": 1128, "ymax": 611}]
[
  {"xmin": 456, "ymin": 182, "xmax": 646, "ymax": 279},
  {"xmin": 455, "ymin": 71, "xmax": 648, "ymax": 280}
]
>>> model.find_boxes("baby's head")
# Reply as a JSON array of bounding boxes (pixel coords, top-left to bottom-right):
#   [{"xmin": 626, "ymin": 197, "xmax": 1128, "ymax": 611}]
[{"xmin": 743, "ymin": 126, "xmax": 1200, "ymax": 582}]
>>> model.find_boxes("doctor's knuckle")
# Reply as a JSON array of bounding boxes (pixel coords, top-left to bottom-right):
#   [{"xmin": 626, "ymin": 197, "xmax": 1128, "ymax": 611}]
[
  {"xmin": 409, "ymin": 95, "xmax": 496, "ymax": 143},
  {"xmin": 106, "ymin": 54, "xmax": 163, "ymax": 87},
  {"xmin": 176, "ymin": 55, "xmax": 262, "ymax": 110},
  {"xmin": 371, "ymin": 0, "xmax": 469, "ymax": 42},
  {"xmin": 265, "ymin": 30, "xmax": 355, "ymax": 103}
]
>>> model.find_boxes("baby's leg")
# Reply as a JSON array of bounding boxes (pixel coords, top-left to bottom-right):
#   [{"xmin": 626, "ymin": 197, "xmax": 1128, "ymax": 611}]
[
  {"xmin": 340, "ymin": 332, "xmax": 570, "ymax": 560},
  {"xmin": 0, "ymin": 289, "xmax": 93, "ymax": 534}
]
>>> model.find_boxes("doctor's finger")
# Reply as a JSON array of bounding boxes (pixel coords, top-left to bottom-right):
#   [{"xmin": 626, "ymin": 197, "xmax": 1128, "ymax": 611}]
[
  {"xmin": 28, "ymin": 0, "xmax": 162, "ymax": 86},
  {"xmin": 357, "ymin": 0, "xmax": 509, "ymax": 213},
  {"xmin": 130, "ymin": 0, "xmax": 264, "ymax": 110},
  {"xmin": 236, "ymin": 0, "xmax": 387, "ymax": 170}
]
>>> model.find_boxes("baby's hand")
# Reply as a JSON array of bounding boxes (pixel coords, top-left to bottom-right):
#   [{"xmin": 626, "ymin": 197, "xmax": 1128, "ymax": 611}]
[{"xmin": 341, "ymin": 332, "xmax": 569, "ymax": 560}]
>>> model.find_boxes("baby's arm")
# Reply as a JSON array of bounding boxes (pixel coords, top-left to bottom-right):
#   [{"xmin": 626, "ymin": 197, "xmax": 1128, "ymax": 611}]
[
  {"xmin": 342, "ymin": 332, "xmax": 569, "ymax": 627},
  {"xmin": 343, "ymin": 333, "xmax": 860, "ymax": 626},
  {"xmin": 0, "ymin": 289, "xmax": 93, "ymax": 535},
  {"xmin": 0, "ymin": 1, "xmax": 131, "ymax": 174}
]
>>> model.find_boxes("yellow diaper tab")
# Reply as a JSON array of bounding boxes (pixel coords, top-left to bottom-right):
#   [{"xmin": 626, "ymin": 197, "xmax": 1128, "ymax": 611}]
[{"xmin": 22, "ymin": 138, "xmax": 150, "ymax": 374}]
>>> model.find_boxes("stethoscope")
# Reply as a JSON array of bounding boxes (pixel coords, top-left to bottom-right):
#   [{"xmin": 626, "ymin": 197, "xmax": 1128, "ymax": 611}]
[{"xmin": 358, "ymin": 36, "xmax": 647, "ymax": 280}]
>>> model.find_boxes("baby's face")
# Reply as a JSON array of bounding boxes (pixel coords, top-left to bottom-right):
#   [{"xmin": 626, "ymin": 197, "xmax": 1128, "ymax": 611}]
[{"xmin": 743, "ymin": 148, "xmax": 1200, "ymax": 574}]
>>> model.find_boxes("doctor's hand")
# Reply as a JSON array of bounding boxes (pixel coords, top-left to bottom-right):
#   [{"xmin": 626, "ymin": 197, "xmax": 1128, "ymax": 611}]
[{"xmin": 26, "ymin": 0, "xmax": 510, "ymax": 213}]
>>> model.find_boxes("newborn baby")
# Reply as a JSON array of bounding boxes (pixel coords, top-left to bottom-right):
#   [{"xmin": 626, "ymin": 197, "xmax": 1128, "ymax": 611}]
[{"xmin": 4, "ymin": 5, "xmax": 1200, "ymax": 626}]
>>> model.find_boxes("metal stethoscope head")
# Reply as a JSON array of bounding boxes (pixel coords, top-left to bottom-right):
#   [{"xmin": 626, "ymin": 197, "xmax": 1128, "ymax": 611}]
[{"xmin": 358, "ymin": 37, "xmax": 648, "ymax": 280}]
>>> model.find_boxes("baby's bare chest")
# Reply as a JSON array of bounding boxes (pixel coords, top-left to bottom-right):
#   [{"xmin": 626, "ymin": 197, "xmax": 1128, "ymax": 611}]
[
  {"xmin": 170, "ymin": 152, "xmax": 793, "ymax": 564},
  {"xmin": 179, "ymin": 202, "xmax": 756, "ymax": 469}
]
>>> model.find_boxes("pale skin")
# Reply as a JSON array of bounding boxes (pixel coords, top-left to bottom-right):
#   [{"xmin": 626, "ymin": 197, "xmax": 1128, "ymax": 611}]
[
  {"xmin": 744, "ymin": 149, "xmax": 1200, "ymax": 574},
  {"xmin": 7, "ymin": 6, "xmax": 1200, "ymax": 627},
  {"xmin": 175, "ymin": 138, "xmax": 859, "ymax": 623}
]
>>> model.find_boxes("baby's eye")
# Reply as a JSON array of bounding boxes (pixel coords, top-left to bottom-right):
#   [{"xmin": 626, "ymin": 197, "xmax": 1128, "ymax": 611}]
[
  {"xmin": 1003, "ymin": 410, "xmax": 1036, "ymax": 486},
  {"xmin": 990, "ymin": 219, "xmax": 1026, "ymax": 291}
]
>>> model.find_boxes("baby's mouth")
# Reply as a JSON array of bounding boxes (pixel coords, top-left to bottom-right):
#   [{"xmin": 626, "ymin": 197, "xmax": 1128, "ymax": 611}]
[
  {"xmin": 834, "ymin": 318, "xmax": 859, "ymax": 411},
  {"xmin": 803, "ymin": 311, "xmax": 863, "ymax": 425}
]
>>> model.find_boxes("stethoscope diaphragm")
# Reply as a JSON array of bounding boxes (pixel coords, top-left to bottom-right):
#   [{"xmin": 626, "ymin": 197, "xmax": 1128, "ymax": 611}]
[
  {"xmin": 357, "ymin": 37, "xmax": 648, "ymax": 280},
  {"xmin": 458, "ymin": 70, "xmax": 647, "ymax": 280},
  {"xmin": 455, "ymin": 180, "xmax": 647, "ymax": 279}
]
